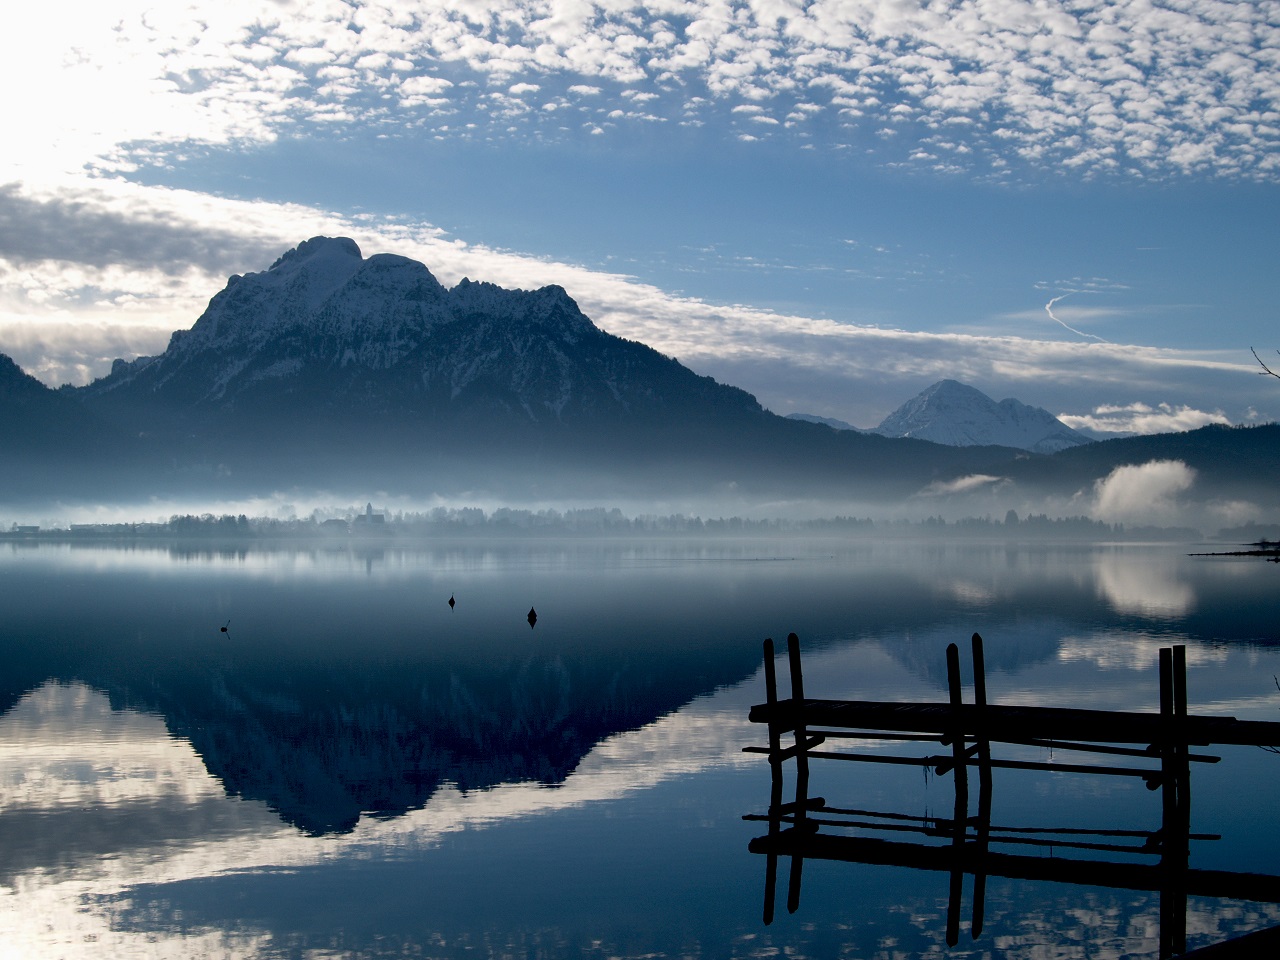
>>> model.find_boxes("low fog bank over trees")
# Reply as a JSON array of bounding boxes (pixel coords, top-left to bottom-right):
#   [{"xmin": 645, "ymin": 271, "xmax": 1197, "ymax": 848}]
[{"xmin": 5, "ymin": 506, "xmax": 1260, "ymax": 542}]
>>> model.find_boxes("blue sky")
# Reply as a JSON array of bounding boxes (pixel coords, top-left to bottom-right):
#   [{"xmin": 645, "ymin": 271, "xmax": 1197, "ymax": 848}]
[{"xmin": 2, "ymin": 0, "xmax": 1279, "ymax": 434}]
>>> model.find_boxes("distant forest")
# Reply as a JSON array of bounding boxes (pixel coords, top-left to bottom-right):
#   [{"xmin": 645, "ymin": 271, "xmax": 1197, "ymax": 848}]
[{"xmin": 3, "ymin": 506, "xmax": 1266, "ymax": 542}]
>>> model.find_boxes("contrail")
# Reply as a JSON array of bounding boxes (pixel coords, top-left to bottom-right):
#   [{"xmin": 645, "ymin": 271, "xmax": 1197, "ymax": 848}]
[{"xmin": 1045, "ymin": 293, "xmax": 1109, "ymax": 343}]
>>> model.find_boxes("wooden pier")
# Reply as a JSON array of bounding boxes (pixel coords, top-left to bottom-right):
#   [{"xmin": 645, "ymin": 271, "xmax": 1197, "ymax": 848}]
[{"xmin": 744, "ymin": 633, "xmax": 1280, "ymax": 958}]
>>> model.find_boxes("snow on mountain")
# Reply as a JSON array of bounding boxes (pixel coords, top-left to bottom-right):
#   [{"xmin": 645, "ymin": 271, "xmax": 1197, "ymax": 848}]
[
  {"xmin": 872, "ymin": 379, "xmax": 1092, "ymax": 454},
  {"xmin": 113, "ymin": 237, "xmax": 450, "ymax": 398},
  {"xmin": 79, "ymin": 236, "xmax": 762, "ymax": 432}
]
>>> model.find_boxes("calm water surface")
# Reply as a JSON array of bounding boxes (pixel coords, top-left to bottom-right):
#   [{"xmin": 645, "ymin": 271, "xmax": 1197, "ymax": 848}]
[{"xmin": 1, "ymin": 538, "xmax": 1277, "ymax": 958}]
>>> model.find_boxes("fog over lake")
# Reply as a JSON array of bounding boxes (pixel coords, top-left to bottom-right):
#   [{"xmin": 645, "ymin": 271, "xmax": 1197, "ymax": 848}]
[{"xmin": 1, "ymin": 538, "xmax": 1278, "ymax": 958}]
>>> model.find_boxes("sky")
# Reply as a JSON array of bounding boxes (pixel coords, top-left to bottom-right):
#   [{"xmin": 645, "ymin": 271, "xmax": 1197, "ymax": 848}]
[{"xmin": 2, "ymin": 0, "xmax": 1279, "ymax": 434}]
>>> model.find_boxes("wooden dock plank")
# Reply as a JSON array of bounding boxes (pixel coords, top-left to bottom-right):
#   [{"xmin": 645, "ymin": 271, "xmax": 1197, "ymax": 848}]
[{"xmin": 749, "ymin": 697, "xmax": 1280, "ymax": 748}]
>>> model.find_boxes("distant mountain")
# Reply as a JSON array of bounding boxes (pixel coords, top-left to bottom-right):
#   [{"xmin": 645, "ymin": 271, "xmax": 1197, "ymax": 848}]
[{"xmin": 873, "ymin": 379, "xmax": 1092, "ymax": 454}]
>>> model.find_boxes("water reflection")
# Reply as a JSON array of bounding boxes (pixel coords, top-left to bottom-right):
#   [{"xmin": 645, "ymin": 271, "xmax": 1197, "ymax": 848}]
[
  {"xmin": 0, "ymin": 676, "xmax": 766, "ymax": 957},
  {"xmin": 1095, "ymin": 550, "xmax": 1196, "ymax": 617},
  {"xmin": 1059, "ymin": 632, "xmax": 1232, "ymax": 671},
  {"xmin": 1, "ymin": 540, "xmax": 1278, "ymax": 958}
]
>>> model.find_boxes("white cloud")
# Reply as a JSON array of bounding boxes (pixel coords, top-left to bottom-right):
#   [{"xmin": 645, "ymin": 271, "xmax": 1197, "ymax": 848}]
[
  {"xmin": 4, "ymin": 1, "xmax": 1279, "ymax": 182},
  {"xmin": 1091, "ymin": 460, "xmax": 1196, "ymax": 527},
  {"xmin": 916, "ymin": 474, "xmax": 1007, "ymax": 497},
  {"xmin": 1060, "ymin": 402, "xmax": 1231, "ymax": 435}
]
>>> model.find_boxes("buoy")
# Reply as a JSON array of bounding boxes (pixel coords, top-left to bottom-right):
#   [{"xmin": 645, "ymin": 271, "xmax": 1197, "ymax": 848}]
[
  {"xmin": 448, "ymin": 594, "xmax": 456, "ymax": 610},
  {"xmin": 527, "ymin": 607, "xmax": 537, "ymax": 629}
]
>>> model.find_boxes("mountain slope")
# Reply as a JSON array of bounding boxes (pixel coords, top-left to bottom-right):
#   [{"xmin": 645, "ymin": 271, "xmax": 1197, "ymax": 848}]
[
  {"xmin": 81, "ymin": 237, "xmax": 762, "ymax": 436},
  {"xmin": 8, "ymin": 237, "xmax": 1275, "ymax": 511},
  {"xmin": 874, "ymin": 379, "xmax": 1092, "ymax": 454},
  {"xmin": 66, "ymin": 237, "xmax": 1022, "ymax": 499},
  {"xmin": 1, "ymin": 353, "xmax": 98, "ymax": 449},
  {"xmin": 0, "ymin": 353, "xmax": 146, "ymax": 498},
  {"xmin": 785, "ymin": 412, "xmax": 861, "ymax": 432}
]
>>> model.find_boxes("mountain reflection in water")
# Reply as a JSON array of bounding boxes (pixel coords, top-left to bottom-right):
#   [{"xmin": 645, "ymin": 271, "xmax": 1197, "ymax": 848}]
[{"xmin": 1, "ymin": 539, "xmax": 1278, "ymax": 958}]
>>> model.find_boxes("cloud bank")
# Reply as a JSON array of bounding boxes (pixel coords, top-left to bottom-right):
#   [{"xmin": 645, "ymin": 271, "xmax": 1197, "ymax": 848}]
[
  {"xmin": 1060, "ymin": 402, "xmax": 1232, "ymax": 436},
  {"xmin": 1091, "ymin": 460, "xmax": 1197, "ymax": 527},
  {"xmin": 5, "ymin": 1, "xmax": 1280, "ymax": 183}
]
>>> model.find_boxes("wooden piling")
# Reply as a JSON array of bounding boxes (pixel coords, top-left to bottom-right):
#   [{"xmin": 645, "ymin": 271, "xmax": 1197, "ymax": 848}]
[
  {"xmin": 785, "ymin": 633, "xmax": 812, "ymax": 915},
  {"xmin": 944, "ymin": 643, "xmax": 970, "ymax": 803},
  {"xmin": 761, "ymin": 637, "xmax": 779, "ymax": 925},
  {"xmin": 970, "ymin": 633, "xmax": 991, "ymax": 940},
  {"xmin": 746, "ymin": 632, "xmax": 1280, "ymax": 952}
]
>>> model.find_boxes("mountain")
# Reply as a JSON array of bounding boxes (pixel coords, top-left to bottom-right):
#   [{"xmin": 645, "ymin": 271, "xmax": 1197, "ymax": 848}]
[
  {"xmin": 873, "ymin": 379, "xmax": 1092, "ymax": 454},
  {"xmin": 55, "ymin": 237, "xmax": 1023, "ymax": 501},
  {"xmin": 80, "ymin": 237, "xmax": 760, "ymax": 439},
  {"xmin": 5, "ymin": 237, "xmax": 1279, "ymax": 512}
]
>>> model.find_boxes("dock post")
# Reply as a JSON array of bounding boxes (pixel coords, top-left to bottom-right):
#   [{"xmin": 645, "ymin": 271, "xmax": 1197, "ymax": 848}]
[
  {"xmin": 1157, "ymin": 646, "xmax": 1191, "ymax": 958},
  {"xmin": 970, "ymin": 633, "xmax": 992, "ymax": 940},
  {"xmin": 763, "ymin": 637, "xmax": 782, "ymax": 811},
  {"xmin": 761, "ymin": 637, "xmax": 780, "ymax": 925},
  {"xmin": 945, "ymin": 643, "xmax": 970, "ymax": 804},
  {"xmin": 786, "ymin": 633, "xmax": 811, "ymax": 820},
  {"xmin": 945, "ymin": 642, "xmax": 969, "ymax": 947},
  {"xmin": 971, "ymin": 633, "xmax": 993, "ymax": 801},
  {"xmin": 785, "ymin": 633, "xmax": 810, "ymax": 915}
]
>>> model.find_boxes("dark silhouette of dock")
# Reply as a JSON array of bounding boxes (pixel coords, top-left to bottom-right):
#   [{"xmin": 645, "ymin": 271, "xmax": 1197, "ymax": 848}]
[{"xmin": 745, "ymin": 633, "xmax": 1280, "ymax": 958}]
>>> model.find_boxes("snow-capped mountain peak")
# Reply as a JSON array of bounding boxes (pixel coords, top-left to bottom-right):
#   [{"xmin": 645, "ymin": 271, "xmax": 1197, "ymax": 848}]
[
  {"xmin": 79, "ymin": 237, "xmax": 761, "ymax": 431},
  {"xmin": 873, "ymin": 379, "xmax": 1092, "ymax": 453}
]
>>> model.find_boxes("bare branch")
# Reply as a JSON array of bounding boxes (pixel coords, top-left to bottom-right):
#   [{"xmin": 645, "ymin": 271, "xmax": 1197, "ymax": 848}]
[{"xmin": 1251, "ymin": 347, "xmax": 1280, "ymax": 379}]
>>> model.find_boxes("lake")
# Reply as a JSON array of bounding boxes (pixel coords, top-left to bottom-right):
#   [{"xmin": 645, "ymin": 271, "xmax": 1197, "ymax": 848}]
[{"xmin": 1, "ymin": 537, "xmax": 1278, "ymax": 958}]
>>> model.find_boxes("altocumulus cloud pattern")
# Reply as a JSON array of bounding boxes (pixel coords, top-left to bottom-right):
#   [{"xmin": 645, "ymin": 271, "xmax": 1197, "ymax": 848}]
[{"xmin": 44, "ymin": 0, "xmax": 1279, "ymax": 182}]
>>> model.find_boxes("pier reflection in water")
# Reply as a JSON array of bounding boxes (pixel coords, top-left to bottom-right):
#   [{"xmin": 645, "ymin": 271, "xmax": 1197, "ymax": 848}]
[
  {"xmin": 747, "ymin": 633, "xmax": 1280, "ymax": 958},
  {"xmin": 2, "ymin": 539, "xmax": 1280, "ymax": 957}
]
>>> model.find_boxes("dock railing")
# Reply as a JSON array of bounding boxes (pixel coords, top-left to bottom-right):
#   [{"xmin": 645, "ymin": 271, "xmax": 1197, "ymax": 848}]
[{"xmin": 744, "ymin": 632, "xmax": 1280, "ymax": 957}]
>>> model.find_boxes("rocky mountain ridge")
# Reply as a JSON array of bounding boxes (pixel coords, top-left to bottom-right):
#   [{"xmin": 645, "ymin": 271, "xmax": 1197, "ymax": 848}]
[{"xmin": 83, "ymin": 236, "xmax": 757, "ymax": 434}]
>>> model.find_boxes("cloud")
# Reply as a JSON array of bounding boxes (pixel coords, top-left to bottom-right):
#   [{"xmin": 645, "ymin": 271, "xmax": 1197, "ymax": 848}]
[
  {"xmin": 0, "ymin": 183, "xmax": 284, "ymax": 276},
  {"xmin": 1091, "ymin": 460, "xmax": 1196, "ymax": 527},
  {"xmin": 916, "ymin": 474, "xmax": 1007, "ymax": 497},
  {"xmin": 1060, "ymin": 403, "xmax": 1231, "ymax": 435},
  {"xmin": 0, "ymin": 318, "xmax": 172, "ymax": 389},
  {"xmin": 1043, "ymin": 294, "xmax": 1109, "ymax": 343},
  {"xmin": 5, "ymin": 1, "xmax": 1280, "ymax": 182}
]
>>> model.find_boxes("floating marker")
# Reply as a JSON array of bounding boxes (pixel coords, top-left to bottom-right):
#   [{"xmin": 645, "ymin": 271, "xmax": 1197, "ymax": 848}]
[
  {"xmin": 527, "ymin": 607, "xmax": 537, "ymax": 629},
  {"xmin": 448, "ymin": 594, "xmax": 455, "ymax": 610}
]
